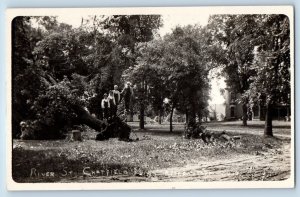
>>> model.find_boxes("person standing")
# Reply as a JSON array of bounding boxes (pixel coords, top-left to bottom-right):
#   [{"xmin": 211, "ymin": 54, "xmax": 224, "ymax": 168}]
[
  {"xmin": 101, "ymin": 93, "xmax": 110, "ymax": 119},
  {"xmin": 108, "ymin": 90, "xmax": 116, "ymax": 117},
  {"xmin": 112, "ymin": 85, "xmax": 121, "ymax": 106},
  {"xmin": 121, "ymin": 82, "xmax": 133, "ymax": 112}
]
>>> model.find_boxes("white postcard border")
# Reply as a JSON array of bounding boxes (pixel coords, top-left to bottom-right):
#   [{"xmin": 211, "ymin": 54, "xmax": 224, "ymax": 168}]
[{"xmin": 6, "ymin": 6, "xmax": 295, "ymax": 190}]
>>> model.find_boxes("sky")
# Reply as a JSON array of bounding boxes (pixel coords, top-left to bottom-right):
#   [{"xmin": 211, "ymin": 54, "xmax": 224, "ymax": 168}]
[
  {"xmin": 56, "ymin": 14, "xmax": 226, "ymax": 105},
  {"xmin": 56, "ymin": 13, "xmax": 210, "ymax": 33}
]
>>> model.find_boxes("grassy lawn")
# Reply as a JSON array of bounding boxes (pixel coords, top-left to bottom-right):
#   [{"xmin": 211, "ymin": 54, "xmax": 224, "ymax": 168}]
[{"xmin": 12, "ymin": 121, "xmax": 291, "ymax": 183}]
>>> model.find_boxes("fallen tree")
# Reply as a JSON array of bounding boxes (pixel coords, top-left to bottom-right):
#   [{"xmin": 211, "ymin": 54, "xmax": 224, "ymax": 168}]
[
  {"xmin": 95, "ymin": 116, "xmax": 132, "ymax": 141},
  {"xmin": 183, "ymin": 120, "xmax": 239, "ymax": 143},
  {"xmin": 20, "ymin": 75, "xmax": 132, "ymax": 141}
]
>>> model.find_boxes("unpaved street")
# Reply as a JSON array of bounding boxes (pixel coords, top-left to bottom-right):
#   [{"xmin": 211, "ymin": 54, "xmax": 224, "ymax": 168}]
[{"xmin": 150, "ymin": 141, "xmax": 291, "ymax": 182}]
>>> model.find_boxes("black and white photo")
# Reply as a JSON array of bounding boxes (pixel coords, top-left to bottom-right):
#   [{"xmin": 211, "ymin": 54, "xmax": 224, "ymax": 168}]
[{"xmin": 6, "ymin": 6, "xmax": 294, "ymax": 190}]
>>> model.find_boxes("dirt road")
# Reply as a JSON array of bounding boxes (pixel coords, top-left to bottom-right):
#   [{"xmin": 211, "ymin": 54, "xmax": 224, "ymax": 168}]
[{"xmin": 149, "ymin": 143, "xmax": 291, "ymax": 182}]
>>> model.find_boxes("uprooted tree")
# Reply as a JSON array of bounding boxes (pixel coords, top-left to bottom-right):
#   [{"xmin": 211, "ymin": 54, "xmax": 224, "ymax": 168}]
[
  {"xmin": 19, "ymin": 77, "xmax": 131, "ymax": 140},
  {"xmin": 11, "ymin": 16, "xmax": 114, "ymax": 140}
]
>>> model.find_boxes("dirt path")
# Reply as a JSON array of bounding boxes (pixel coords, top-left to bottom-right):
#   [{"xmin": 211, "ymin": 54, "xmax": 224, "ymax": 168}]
[{"xmin": 149, "ymin": 143, "xmax": 291, "ymax": 182}]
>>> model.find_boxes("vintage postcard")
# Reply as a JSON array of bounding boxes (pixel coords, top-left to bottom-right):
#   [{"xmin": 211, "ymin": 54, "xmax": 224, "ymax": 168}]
[{"xmin": 6, "ymin": 6, "xmax": 294, "ymax": 190}]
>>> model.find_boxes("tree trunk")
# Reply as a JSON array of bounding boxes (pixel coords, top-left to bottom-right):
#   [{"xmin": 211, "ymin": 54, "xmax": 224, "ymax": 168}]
[
  {"xmin": 242, "ymin": 103, "xmax": 248, "ymax": 126},
  {"xmin": 71, "ymin": 102, "xmax": 132, "ymax": 141},
  {"xmin": 170, "ymin": 105, "xmax": 174, "ymax": 132},
  {"xmin": 264, "ymin": 103, "xmax": 273, "ymax": 137},
  {"xmin": 158, "ymin": 108, "xmax": 163, "ymax": 124},
  {"xmin": 190, "ymin": 107, "xmax": 197, "ymax": 124},
  {"xmin": 139, "ymin": 80, "xmax": 146, "ymax": 129},
  {"xmin": 130, "ymin": 98, "xmax": 134, "ymax": 122},
  {"xmin": 140, "ymin": 101, "xmax": 145, "ymax": 129},
  {"xmin": 259, "ymin": 103, "xmax": 265, "ymax": 121},
  {"xmin": 71, "ymin": 103, "xmax": 105, "ymax": 131}
]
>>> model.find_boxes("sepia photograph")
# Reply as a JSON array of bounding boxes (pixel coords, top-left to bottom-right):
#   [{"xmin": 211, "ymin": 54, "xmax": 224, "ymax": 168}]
[{"xmin": 6, "ymin": 6, "xmax": 294, "ymax": 190}]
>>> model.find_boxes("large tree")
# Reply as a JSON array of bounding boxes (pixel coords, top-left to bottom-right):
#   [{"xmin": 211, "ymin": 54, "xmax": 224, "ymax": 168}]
[
  {"xmin": 84, "ymin": 15, "xmax": 163, "ymax": 121},
  {"xmin": 208, "ymin": 15, "xmax": 260, "ymax": 126},
  {"xmin": 124, "ymin": 25, "xmax": 213, "ymax": 132},
  {"xmin": 162, "ymin": 26, "xmax": 214, "ymax": 129},
  {"xmin": 12, "ymin": 16, "xmax": 50, "ymax": 137},
  {"xmin": 123, "ymin": 37, "xmax": 168, "ymax": 128},
  {"xmin": 208, "ymin": 14, "xmax": 291, "ymax": 135},
  {"xmin": 246, "ymin": 15, "xmax": 290, "ymax": 136}
]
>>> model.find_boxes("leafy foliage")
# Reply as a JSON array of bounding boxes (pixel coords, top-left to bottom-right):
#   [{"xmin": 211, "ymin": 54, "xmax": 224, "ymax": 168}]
[
  {"xmin": 21, "ymin": 80, "xmax": 84, "ymax": 139},
  {"xmin": 246, "ymin": 15, "xmax": 290, "ymax": 106},
  {"xmin": 246, "ymin": 15, "xmax": 290, "ymax": 136},
  {"xmin": 124, "ymin": 25, "xmax": 213, "ymax": 130},
  {"xmin": 208, "ymin": 14, "xmax": 291, "ymax": 134}
]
